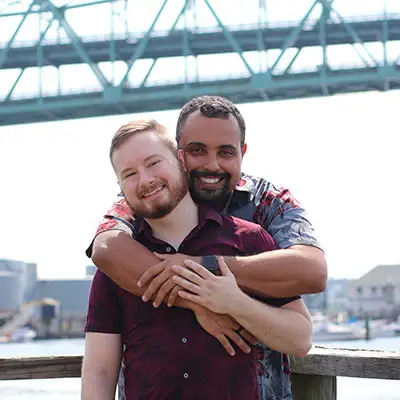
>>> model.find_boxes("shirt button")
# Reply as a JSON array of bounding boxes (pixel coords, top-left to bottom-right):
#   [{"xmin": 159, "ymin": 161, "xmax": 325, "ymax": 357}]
[
  {"xmin": 166, "ymin": 246, "xmax": 172, "ymax": 252},
  {"xmin": 182, "ymin": 337, "xmax": 187, "ymax": 343},
  {"xmin": 183, "ymin": 372, "xmax": 189, "ymax": 379}
]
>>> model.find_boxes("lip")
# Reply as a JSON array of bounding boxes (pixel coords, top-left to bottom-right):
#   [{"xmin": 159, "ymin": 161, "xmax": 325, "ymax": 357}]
[
  {"xmin": 196, "ymin": 176, "xmax": 225, "ymax": 189},
  {"xmin": 141, "ymin": 185, "xmax": 165, "ymax": 199}
]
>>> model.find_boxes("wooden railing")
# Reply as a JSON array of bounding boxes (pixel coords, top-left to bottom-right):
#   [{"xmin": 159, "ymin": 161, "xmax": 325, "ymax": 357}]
[{"xmin": 1, "ymin": 346, "xmax": 399, "ymax": 399}]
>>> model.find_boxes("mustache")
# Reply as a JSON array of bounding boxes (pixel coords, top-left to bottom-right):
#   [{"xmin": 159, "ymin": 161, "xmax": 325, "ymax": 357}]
[{"xmin": 190, "ymin": 170, "xmax": 230, "ymax": 179}]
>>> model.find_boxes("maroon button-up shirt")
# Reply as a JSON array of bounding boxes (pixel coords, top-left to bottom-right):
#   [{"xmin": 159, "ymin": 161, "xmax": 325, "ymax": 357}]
[{"xmin": 85, "ymin": 206, "xmax": 298, "ymax": 400}]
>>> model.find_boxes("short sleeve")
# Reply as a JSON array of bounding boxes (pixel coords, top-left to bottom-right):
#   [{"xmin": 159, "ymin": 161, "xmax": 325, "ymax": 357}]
[
  {"xmin": 84, "ymin": 269, "xmax": 123, "ymax": 334},
  {"xmin": 85, "ymin": 194, "xmax": 136, "ymax": 257},
  {"xmin": 254, "ymin": 186, "xmax": 323, "ymax": 251}
]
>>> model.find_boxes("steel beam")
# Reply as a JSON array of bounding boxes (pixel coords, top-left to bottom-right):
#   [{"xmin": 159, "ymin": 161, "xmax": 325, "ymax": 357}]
[
  {"xmin": 2, "ymin": 19, "xmax": 399, "ymax": 70},
  {"xmin": 1, "ymin": 65, "xmax": 399, "ymax": 126},
  {"xmin": 0, "ymin": 0, "xmax": 399, "ymax": 126}
]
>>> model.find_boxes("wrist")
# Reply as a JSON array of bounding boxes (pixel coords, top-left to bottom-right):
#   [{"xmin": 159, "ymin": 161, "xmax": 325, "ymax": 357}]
[
  {"xmin": 190, "ymin": 255, "xmax": 202, "ymax": 264},
  {"xmin": 226, "ymin": 290, "xmax": 251, "ymax": 317}
]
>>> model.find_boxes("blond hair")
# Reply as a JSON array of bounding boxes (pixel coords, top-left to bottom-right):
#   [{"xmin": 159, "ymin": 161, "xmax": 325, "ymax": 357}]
[{"xmin": 109, "ymin": 119, "xmax": 177, "ymax": 162}]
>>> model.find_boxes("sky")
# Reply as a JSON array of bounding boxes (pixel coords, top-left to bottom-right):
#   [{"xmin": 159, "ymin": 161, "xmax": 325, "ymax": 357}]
[
  {"xmin": 1, "ymin": 89, "xmax": 399, "ymax": 281},
  {"xmin": 0, "ymin": 0, "xmax": 399, "ymax": 280}
]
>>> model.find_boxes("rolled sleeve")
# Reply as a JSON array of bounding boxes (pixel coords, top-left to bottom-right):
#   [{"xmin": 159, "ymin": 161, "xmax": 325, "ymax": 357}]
[
  {"xmin": 85, "ymin": 269, "xmax": 122, "ymax": 334},
  {"xmin": 85, "ymin": 195, "xmax": 136, "ymax": 257},
  {"xmin": 256, "ymin": 187, "xmax": 323, "ymax": 251}
]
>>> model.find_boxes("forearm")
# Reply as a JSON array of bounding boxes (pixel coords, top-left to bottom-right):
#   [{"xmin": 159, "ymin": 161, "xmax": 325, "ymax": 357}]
[
  {"xmin": 229, "ymin": 294, "xmax": 312, "ymax": 357},
  {"xmin": 92, "ymin": 230, "xmax": 157, "ymax": 294},
  {"xmin": 92, "ymin": 231, "xmax": 197, "ymax": 311},
  {"xmin": 81, "ymin": 369, "xmax": 117, "ymax": 400},
  {"xmin": 224, "ymin": 245, "xmax": 327, "ymax": 297}
]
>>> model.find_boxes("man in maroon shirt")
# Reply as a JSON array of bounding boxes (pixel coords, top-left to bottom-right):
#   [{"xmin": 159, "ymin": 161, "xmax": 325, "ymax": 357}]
[{"xmin": 81, "ymin": 120, "xmax": 312, "ymax": 400}]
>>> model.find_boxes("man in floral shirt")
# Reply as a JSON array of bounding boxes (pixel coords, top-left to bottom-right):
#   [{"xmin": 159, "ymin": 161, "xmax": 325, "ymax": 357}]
[{"xmin": 87, "ymin": 96, "xmax": 327, "ymax": 399}]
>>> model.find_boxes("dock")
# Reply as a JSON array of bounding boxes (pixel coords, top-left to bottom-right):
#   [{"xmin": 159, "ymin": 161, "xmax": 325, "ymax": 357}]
[{"xmin": 0, "ymin": 346, "xmax": 399, "ymax": 399}]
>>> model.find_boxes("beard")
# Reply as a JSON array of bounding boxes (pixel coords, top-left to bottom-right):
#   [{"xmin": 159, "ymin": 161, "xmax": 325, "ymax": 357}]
[
  {"xmin": 125, "ymin": 165, "xmax": 188, "ymax": 220},
  {"xmin": 188, "ymin": 170, "xmax": 231, "ymax": 205}
]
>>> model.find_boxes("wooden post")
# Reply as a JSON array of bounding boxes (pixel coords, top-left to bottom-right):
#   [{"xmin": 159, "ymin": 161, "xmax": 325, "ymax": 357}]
[
  {"xmin": 291, "ymin": 373, "xmax": 337, "ymax": 400},
  {"xmin": 365, "ymin": 314, "xmax": 370, "ymax": 340}
]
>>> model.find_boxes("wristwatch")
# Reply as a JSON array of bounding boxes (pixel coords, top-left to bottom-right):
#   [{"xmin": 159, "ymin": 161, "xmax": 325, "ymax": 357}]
[{"xmin": 201, "ymin": 255, "xmax": 220, "ymax": 275}]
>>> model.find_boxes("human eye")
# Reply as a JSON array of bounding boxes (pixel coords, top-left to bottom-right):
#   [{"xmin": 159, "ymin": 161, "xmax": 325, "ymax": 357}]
[
  {"xmin": 189, "ymin": 147, "xmax": 205, "ymax": 155},
  {"xmin": 124, "ymin": 171, "xmax": 136, "ymax": 178},
  {"xmin": 149, "ymin": 160, "xmax": 161, "ymax": 167},
  {"xmin": 219, "ymin": 149, "xmax": 235, "ymax": 157}
]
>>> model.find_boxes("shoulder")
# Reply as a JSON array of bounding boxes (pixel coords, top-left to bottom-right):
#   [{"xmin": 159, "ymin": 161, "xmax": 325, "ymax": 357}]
[{"xmin": 240, "ymin": 172, "xmax": 300, "ymax": 207}]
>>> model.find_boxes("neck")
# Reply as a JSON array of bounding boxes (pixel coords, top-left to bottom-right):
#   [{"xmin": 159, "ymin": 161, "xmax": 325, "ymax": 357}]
[{"xmin": 145, "ymin": 193, "xmax": 198, "ymax": 250}]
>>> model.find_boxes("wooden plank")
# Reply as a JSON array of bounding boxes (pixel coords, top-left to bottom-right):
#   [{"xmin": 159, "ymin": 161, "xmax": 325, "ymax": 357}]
[
  {"xmin": 0, "ymin": 346, "xmax": 400, "ymax": 381},
  {"xmin": 0, "ymin": 355, "xmax": 82, "ymax": 380},
  {"xmin": 292, "ymin": 373, "xmax": 337, "ymax": 400},
  {"xmin": 290, "ymin": 346, "xmax": 400, "ymax": 380}
]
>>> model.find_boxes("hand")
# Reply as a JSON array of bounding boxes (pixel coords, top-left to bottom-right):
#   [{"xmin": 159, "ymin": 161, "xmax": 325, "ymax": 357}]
[
  {"xmin": 172, "ymin": 256, "xmax": 244, "ymax": 315},
  {"xmin": 137, "ymin": 253, "xmax": 200, "ymax": 308},
  {"xmin": 193, "ymin": 306, "xmax": 257, "ymax": 356}
]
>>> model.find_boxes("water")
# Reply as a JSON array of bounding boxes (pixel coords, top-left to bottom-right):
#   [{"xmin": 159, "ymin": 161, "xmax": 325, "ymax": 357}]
[{"xmin": 0, "ymin": 337, "xmax": 399, "ymax": 399}]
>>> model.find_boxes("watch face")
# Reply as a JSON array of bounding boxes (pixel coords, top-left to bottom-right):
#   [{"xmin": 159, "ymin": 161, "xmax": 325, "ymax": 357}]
[{"xmin": 202, "ymin": 255, "xmax": 219, "ymax": 274}]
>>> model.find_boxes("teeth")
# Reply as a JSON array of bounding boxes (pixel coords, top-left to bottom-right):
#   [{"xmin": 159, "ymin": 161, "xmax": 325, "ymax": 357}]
[
  {"xmin": 143, "ymin": 186, "xmax": 163, "ymax": 198},
  {"xmin": 199, "ymin": 177, "xmax": 221, "ymax": 184}
]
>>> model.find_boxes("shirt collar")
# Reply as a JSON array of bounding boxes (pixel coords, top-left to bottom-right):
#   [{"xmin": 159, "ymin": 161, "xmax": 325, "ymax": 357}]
[{"xmin": 137, "ymin": 204, "xmax": 223, "ymax": 241}]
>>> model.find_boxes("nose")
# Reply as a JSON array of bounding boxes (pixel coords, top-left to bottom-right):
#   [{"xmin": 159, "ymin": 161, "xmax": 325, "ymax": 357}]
[
  {"xmin": 138, "ymin": 169, "xmax": 155, "ymax": 189},
  {"xmin": 203, "ymin": 153, "xmax": 220, "ymax": 172}
]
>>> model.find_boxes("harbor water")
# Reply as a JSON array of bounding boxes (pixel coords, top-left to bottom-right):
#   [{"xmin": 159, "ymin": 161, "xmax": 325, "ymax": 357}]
[{"xmin": 1, "ymin": 337, "xmax": 399, "ymax": 399}]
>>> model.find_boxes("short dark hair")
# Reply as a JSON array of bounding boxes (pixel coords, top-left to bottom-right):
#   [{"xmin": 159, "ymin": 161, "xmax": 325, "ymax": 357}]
[
  {"xmin": 176, "ymin": 95, "xmax": 246, "ymax": 146},
  {"xmin": 110, "ymin": 119, "xmax": 177, "ymax": 163}
]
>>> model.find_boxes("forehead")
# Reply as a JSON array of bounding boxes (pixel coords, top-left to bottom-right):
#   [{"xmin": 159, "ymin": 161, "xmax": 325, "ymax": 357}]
[
  {"xmin": 179, "ymin": 111, "xmax": 242, "ymax": 148},
  {"xmin": 112, "ymin": 131, "xmax": 171, "ymax": 170}
]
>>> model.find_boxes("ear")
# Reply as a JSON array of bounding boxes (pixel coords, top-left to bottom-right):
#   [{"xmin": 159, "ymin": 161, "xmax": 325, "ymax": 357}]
[
  {"xmin": 177, "ymin": 149, "xmax": 186, "ymax": 170},
  {"xmin": 241, "ymin": 143, "xmax": 247, "ymax": 156}
]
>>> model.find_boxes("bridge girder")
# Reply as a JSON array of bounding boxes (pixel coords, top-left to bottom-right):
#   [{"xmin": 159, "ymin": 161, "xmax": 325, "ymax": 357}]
[{"xmin": 0, "ymin": 0, "xmax": 399, "ymax": 126}]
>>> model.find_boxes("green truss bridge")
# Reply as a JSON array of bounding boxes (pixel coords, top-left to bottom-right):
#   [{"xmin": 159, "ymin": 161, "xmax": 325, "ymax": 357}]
[{"xmin": 0, "ymin": 0, "xmax": 399, "ymax": 126}]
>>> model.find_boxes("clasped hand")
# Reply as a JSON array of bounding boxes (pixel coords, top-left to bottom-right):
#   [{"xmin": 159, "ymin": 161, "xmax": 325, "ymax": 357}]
[{"xmin": 137, "ymin": 254, "xmax": 257, "ymax": 355}]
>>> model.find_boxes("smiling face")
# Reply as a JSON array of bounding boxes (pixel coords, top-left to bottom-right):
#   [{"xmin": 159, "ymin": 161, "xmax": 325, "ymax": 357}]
[
  {"xmin": 112, "ymin": 130, "xmax": 188, "ymax": 219},
  {"xmin": 178, "ymin": 110, "xmax": 247, "ymax": 204}
]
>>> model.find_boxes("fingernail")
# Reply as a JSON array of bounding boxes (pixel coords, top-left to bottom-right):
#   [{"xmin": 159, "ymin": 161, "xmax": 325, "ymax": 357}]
[
  {"xmin": 153, "ymin": 302, "xmax": 158, "ymax": 308},
  {"xmin": 142, "ymin": 296, "xmax": 147, "ymax": 302},
  {"xmin": 137, "ymin": 281, "xmax": 142, "ymax": 287}
]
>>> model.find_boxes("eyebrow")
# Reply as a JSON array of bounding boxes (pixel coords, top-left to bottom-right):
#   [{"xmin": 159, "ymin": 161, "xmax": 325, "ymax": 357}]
[
  {"xmin": 120, "ymin": 153, "xmax": 164, "ymax": 176},
  {"xmin": 185, "ymin": 142, "xmax": 237, "ymax": 151},
  {"xmin": 143, "ymin": 153, "xmax": 164, "ymax": 162}
]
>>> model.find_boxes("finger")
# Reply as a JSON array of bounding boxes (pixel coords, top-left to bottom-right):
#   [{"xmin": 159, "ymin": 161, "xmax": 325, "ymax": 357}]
[
  {"xmin": 225, "ymin": 330, "xmax": 251, "ymax": 354},
  {"xmin": 152, "ymin": 279, "xmax": 176, "ymax": 308},
  {"xmin": 216, "ymin": 334, "xmax": 235, "ymax": 356},
  {"xmin": 137, "ymin": 262, "xmax": 165, "ymax": 287},
  {"xmin": 172, "ymin": 265, "xmax": 205, "ymax": 286},
  {"xmin": 177, "ymin": 290, "xmax": 203, "ymax": 305},
  {"xmin": 183, "ymin": 259, "xmax": 216, "ymax": 280},
  {"xmin": 240, "ymin": 329, "xmax": 259, "ymax": 346},
  {"xmin": 167, "ymin": 285, "xmax": 181, "ymax": 307},
  {"xmin": 153, "ymin": 252, "xmax": 166, "ymax": 261},
  {"xmin": 172, "ymin": 276, "xmax": 202, "ymax": 294},
  {"xmin": 141, "ymin": 271, "xmax": 169, "ymax": 302},
  {"xmin": 218, "ymin": 256, "xmax": 233, "ymax": 277}
]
